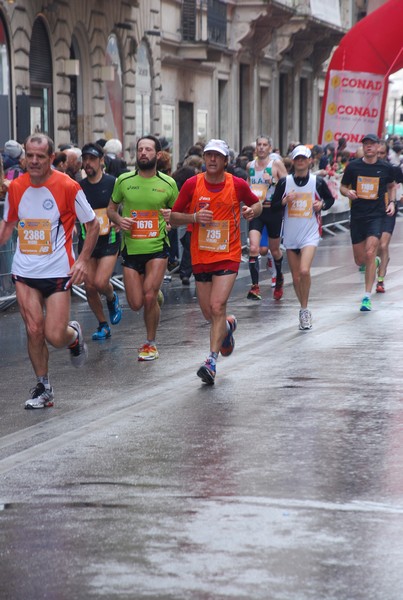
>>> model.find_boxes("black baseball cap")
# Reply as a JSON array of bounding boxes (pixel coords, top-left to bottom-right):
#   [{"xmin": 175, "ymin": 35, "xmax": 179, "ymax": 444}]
[
  {"xmin": 81, "ymin": 142, "xmax": 104, "ymax": 158},
  {"xmin": 361, "ymin": 134, "xmax": 379, "ymax": 143}
]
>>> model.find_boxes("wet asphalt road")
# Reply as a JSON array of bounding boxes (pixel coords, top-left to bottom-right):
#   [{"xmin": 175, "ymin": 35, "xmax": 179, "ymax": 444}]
[{"xmin": 1, "ymin": 222, "xmax": 403, "ymax": 600}]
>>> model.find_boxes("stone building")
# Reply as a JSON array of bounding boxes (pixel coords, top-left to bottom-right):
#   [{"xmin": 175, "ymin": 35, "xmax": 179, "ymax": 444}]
[{"xmin": 0, "ymin": 0, "xmax": 368, "ymax": 165}]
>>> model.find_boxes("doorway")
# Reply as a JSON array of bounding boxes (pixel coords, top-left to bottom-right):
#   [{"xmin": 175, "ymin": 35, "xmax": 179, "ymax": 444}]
[{"xmin": 179, "ymin": 101, "xmax": 194, "ymax": 162}]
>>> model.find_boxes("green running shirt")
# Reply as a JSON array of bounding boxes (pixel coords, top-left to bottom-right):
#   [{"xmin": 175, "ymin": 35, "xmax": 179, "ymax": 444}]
[{"xmin": 112, "ymin": 170, "xmax": 178, "ymax": 255}]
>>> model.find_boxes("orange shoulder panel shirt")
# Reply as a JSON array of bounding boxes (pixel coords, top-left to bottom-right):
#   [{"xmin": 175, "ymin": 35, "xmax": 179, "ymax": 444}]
[{"xmin": 190, "ymin": 172, "xmax": 241, "ymax": 272}]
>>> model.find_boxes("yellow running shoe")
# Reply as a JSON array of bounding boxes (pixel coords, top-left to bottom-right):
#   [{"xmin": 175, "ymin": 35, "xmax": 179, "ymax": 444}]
[{"xmin": 138, "ymin": 343, "xmax": 159, "ymax": 361}]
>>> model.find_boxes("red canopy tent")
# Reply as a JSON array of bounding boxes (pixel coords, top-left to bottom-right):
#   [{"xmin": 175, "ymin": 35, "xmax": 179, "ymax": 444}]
[{"xmin": 318, "ymin": 0, "xmax": 403, "ymax": 151}]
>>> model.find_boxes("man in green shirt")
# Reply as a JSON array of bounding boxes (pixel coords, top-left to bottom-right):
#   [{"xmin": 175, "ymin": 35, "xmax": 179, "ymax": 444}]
[{"xmin": 107, "ymin": 135, "xmax": 178, "ymax": 361}]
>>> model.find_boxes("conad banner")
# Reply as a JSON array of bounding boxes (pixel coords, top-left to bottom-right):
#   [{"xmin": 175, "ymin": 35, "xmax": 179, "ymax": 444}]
[
  {"xmin": 319, "ymin": 0, "xmax": 403, "ymax": 154},
  {"xmin": 321, "ymin": 71, "xmax": 384, "ymax": 149}
]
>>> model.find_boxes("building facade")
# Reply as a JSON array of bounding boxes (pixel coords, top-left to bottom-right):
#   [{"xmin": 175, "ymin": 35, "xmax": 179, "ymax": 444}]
[{"xmin": 0, "ymin": 0, "xmax": 366, "ymax": 165}]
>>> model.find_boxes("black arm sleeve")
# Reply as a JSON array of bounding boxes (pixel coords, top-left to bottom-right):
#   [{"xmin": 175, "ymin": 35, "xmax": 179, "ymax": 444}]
[
  {"xmin": 271, "ymin": 178, "xmax": 287, "ymax": 212},
  {"xmin": 393, "ymin": 165, "xmax": 403, "ymax": 184},
  {"xmin": 316, "ymin": 176, "xmax": 335, "ymax": 211}
]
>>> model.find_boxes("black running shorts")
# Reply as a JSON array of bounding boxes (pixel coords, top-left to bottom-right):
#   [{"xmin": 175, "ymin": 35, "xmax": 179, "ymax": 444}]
[
  {"xmin": 350, "ymin": 217, "xmax": 383, "ymax": 245},
  {"xmin": 12, "ymin": 275, "xmax": 71, "ymax": 298}
]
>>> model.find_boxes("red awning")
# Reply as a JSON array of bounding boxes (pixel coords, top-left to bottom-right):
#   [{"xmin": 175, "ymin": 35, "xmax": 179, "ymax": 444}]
[
  {"xmin": 329, "ymin": 0, "xmax": 403, "ymax": 75},
  {"xmin": 319, "ymin": 0, "xmax": 403, "ymax": 145}
]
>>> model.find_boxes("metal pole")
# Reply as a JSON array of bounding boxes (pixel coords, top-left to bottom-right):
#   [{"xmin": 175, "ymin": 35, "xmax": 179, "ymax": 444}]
[{"xmin": 393, "ymin": 97, "xmax": 397, "ymax": 134}]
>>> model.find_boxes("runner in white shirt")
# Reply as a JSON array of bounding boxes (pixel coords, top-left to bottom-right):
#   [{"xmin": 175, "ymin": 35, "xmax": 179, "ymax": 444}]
[
  {"xmin": 246, "ymin": 135, "xmax": 287, "ymax": 301},
  {"xmin": 0, "ymin": 133, "xmax": 99, "ymax": 409},
  {"xmin": 271, "ymin": 145, "xmax": 334, "ymax": 330}
]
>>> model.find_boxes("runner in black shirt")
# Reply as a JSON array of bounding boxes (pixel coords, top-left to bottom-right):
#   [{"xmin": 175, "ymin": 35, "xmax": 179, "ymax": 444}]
[
  {"xmin": 340, "ymin": 134, "xmax": 396, "ymax": 312},
  {"xmin": 79, "ymin": 143, "xmax": 122, "ymax": 340}
]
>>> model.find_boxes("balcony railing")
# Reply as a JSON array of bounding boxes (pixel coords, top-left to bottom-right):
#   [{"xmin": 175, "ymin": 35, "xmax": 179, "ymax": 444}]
[{"xmin": 182, "ymin": 0, "xmax": 227, "ymax": 46}]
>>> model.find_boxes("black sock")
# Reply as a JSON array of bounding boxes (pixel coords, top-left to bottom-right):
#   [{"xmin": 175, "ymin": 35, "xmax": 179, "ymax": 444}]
[
  {"xmin": 274, "ymin": 257, "xmax": 283, "ymax": 277},
  {"xmin": 249, "ymin": 256, "xmax": 260, "ymax": 285},
  {"xmin": 37, "ymin": 375, "xmax": 50, "ymax": 389}
]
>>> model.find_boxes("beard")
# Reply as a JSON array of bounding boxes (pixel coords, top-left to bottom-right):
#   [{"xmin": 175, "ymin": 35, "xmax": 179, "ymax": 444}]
[
  {"xmin": 136, "ymin": 155, "xmax": 157, "ymax": 171},
  {"xmin": 84, "ymin": 166, "xmax": 96, "ymax": 178}
]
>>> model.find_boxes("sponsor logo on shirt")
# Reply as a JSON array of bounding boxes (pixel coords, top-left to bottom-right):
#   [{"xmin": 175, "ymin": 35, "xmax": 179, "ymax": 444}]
[{"xmin": 43, "ymin": 199, "xmax": 54, "ymax": 210}]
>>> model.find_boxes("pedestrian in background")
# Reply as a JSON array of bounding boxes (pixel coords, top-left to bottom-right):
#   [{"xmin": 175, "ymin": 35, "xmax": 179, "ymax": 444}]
[
  {"xmin": 65, "ymin": 147, "xmax": 83, "ymax": 181},
  {"xmin": 52, "ymin": 151, "xmax": 68, "ymax": 173},
  {"xmin": 103, "ymin": 138, "xmax": 129, "ymax": 178},
  {"xmin": 171, "ymin": 165, "xmax": 199, "ymax": 286},
  {"xmin": 374, "ymin": 139, "xmax": 400, "ymax": 294},
  {"xmin": 157, "ymin": 148, "xmax": 180, "ymax": 272}
]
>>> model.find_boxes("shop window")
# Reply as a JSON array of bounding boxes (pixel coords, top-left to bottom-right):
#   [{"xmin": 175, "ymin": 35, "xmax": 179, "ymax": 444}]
[
  {"xmin": 29, "ymin": 18, "xmax": 53, "ymax": 137},
  {"xmin": 0, "ymin": 14, "xmax": 11, "ymax": 146},
  {"xmin": 135, "ymin": 42, "xmax": 152, "ymax": 138},
  {"xmin": 104, "ymin": 34, "xmax": 124, "ymax": 141}
]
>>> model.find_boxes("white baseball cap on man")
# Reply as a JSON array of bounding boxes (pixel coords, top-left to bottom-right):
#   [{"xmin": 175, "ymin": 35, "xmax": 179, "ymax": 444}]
[
  {"xmin": 291, "ymin": 145, "xmax": 311, "ymax": 160},
  {"xmin": 203, "ymin": 139, "xmax": 229, "ymax": 157}
]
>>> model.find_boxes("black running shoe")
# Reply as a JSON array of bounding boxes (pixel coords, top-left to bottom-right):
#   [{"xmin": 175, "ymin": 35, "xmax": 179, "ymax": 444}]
[{"xmin": 197, "ymin": 358, "xmax": 216, "ymax": 385}]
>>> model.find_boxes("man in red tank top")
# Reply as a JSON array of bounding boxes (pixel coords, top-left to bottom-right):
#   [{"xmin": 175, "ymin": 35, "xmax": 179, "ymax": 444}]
[{"xmin": 170, "ymin": 139, "xmax": 261, "ymax": 385}]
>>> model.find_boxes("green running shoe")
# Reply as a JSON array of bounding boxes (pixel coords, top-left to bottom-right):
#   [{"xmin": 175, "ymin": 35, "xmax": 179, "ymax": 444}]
[{"xmin": 360, "ymin": 297, "xmax": 372, "ymax": 312}]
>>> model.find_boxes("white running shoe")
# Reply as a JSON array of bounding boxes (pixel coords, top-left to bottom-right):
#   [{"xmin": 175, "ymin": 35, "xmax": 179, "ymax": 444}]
[
  {"xmin": 25, "ymin": 383, "xmax": 54, "ymax": 409},
  {"xmin": 299, "ymin": 309, "xmax": 312, "ymax": 330}
]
